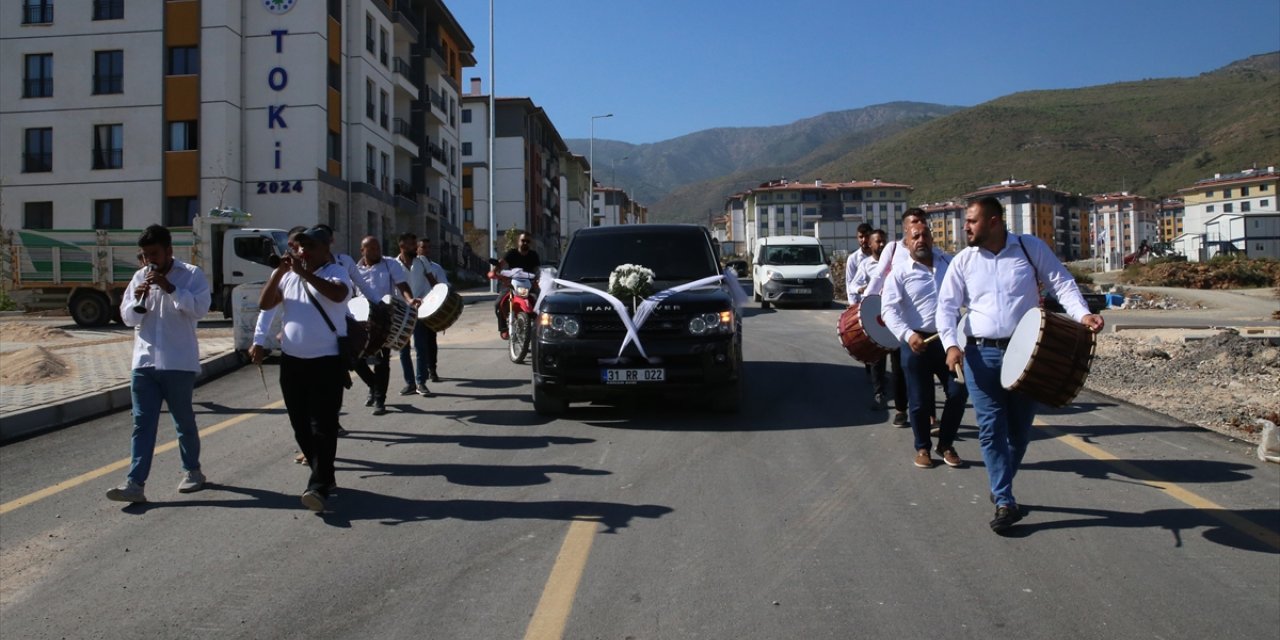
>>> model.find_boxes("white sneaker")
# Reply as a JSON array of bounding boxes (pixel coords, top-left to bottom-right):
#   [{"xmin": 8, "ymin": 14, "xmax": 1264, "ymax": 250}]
[
  {"xmin": 177, "ymin": 469, "xmax": 206, "ymax": 493},
  {"xmin": 106, "ymin": 479, "xmax": 146, "ymax": 503}
]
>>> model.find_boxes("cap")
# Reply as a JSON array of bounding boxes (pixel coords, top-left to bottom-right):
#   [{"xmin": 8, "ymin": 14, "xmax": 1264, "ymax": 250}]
[{"xmin": 298, "ymin": 226, "xmax": 331, "ymax": 245}]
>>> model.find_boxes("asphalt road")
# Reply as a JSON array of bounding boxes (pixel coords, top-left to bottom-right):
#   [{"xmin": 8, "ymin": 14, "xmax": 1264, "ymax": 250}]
[{"xmin": 1, "ymin": 304, "xmax": 1277, "ymax": 639}]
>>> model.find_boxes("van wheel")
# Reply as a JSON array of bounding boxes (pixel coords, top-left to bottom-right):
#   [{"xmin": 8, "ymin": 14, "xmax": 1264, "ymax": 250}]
[
  {"xmin": 69, "ymin": 291, "xmax": 112, "ymax": 327},
  {"xmin": 753, "ymin": 289, "xmax": 761, "ymax": 302},
  {"xmin": 760, "ymin": 299, "xmax": 771, "ymax": 310}
]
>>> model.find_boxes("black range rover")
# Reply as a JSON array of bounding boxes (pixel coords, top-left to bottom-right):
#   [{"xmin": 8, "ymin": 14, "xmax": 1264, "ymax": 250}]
[{"xmin": 531, "ymin": 225, "xmax": 744, "ymax": 415}]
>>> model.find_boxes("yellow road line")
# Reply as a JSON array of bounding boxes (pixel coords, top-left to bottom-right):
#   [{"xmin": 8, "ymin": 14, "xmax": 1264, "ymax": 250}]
[
  {"xmin": 1035, "ymin": 419, "xmax": 1280, "ymax": 550},
  {"xmin": 0, "ymin": 400, "xmax": 284, "ymax": 515},
  {"xmin": 523, "ymin": 517, "xmax": 600, "ymax": 640}
]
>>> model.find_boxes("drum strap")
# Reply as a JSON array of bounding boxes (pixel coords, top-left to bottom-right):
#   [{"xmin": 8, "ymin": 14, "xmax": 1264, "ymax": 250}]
[{"xmin": 1016, "ymin": 235, "xmax": 1043, "ymax": 290}]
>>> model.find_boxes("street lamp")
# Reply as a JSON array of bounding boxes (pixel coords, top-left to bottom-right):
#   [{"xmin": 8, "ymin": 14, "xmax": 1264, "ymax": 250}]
[
  {"xmin": 589, "ymin": 113, "xmax": 613, "ymax": 225},
  {"xmin": 488, "ymin": 0, "xmax": 496, "ymax": 292}
]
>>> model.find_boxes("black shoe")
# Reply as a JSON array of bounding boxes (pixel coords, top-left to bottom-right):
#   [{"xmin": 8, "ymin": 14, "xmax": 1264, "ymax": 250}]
[
  {"xmin": 364, "ymin": 394, "xmax": 374, "ymax": 407},
  {"xmin": 429, "ymin": 371, "xmax": 441, "ymax": 383},
  {"xmin": 870, "ymin": 393, "xmax": 885, "ymax": 410},
  {"xmin": 372, "ymin": 399, "xmax": 387, "ymax": 416},
  {"xmin": 892, "ymin": 412, "xmax": 907, "ymax": 427},
  {"xmin": 398, "ymin": 384, "xmax": 416, "ymax": 396},
  {"xmin": 336, "ymin": 426, "xmax": 349, "ymax": 437},
  {"xmin": 301, "ymin": 490, "xmax": 326, "ymax": 512},
  {"xmin": 990, "ymin": 505, "xmax": 1023, "ymax": 533}
]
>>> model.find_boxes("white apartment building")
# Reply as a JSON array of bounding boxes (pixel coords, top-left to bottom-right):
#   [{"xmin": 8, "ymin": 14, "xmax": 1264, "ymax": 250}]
[
  {"xmin": 1174, "ymin": 166, "xmax": 1279, "ymax": 261},
  {"xmin": 733, "ymin": 179, "xmax": 912, "ymax": 260},
  {"xmin": 2, "ymin": 0, "xmax": 474, "ymax": 266},
  {"xmin": 1088, "ymin": 192, "xmax": 1159, "ymax": 270}
]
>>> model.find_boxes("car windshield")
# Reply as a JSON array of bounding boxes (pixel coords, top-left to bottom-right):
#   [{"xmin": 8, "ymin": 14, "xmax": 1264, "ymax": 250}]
[
  {"xmin": 762, "ymin": 245, "xmax": 824, "ymax": 266},
  {"xmin": 559, "ymin": 231, "xmax": 719, "ymax": 282}
]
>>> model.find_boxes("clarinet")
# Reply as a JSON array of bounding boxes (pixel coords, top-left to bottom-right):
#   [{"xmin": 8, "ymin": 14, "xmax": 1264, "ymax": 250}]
[{"xmin": 133, "ymin": 264, "xmax": 154, "ymax": 313}]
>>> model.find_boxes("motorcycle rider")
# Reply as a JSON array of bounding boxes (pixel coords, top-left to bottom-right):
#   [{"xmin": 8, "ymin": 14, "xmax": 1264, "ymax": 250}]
[{"xmin": 490, "ymin": 231, "xmax": 541, "ymax": 340}]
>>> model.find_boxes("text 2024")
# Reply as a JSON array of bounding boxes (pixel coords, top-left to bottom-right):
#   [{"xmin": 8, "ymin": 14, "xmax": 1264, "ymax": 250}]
[{"xmin": 257, "ymin": 180, "xmax": 303, "ymax": 194}]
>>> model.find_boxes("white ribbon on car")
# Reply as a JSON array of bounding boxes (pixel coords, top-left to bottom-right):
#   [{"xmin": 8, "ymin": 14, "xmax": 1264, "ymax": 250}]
[{"xmin": 534, "ymin": 268, "xmax": 747, "ymax": 359}]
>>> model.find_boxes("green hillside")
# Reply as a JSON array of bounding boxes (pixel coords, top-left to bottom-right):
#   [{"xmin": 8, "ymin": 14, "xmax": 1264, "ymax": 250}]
[{"xmin": 650, "ymin": 52, "xmax": 1280, "ymax": 223}]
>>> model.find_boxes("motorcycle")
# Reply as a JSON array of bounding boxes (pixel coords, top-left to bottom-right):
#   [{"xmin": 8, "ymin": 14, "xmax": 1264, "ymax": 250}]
[{"xmin": 493, "ymin": 266, "xmax": 538, "ymax": 364}]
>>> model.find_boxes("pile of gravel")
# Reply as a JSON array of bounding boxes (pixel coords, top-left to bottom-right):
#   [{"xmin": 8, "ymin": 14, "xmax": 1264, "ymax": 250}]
[{"xmin": 1087, "ymin": 329, "xmax": 1280, "ymax": 442}]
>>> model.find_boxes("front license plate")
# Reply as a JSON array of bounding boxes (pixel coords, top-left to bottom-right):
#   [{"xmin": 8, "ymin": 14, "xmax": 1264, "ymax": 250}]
[
  {"xmin": 791, "ymin": 288, "xmax": 812, "ymax": 294},
  {"xmin": 601, "ymin": 368, "xmax": 665, "ymax": 384}
]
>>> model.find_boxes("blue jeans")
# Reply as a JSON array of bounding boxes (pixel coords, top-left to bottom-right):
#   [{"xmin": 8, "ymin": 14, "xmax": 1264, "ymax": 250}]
[
  {"xmin": 964, "ymin": 344, "xmax": 1037, "ymax": 508},
  {"xmin": 128, "ymin": 368, "xmax": 200, "ymax": 485},
  {"xmin": 399, "ymin": 321, "xmax": 437, "ymax": 385},
  {"xmin": 900, "ymin": 340, "xmax": 967, "ymax": 452}
]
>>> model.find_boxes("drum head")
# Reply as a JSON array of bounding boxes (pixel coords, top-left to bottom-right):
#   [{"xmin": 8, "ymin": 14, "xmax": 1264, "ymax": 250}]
[
  {"xmin": 1000, "ymin": 307, "xmax": 1044, "ymax": 389},
  {"xmin": 858, "ymin": 296, "xmax": 900, "ymax": 349},
  {"xmin": 418, "ymin": 284, "xmax": 452, "ymax": 319},
  {"xmin": 348, "ymin": 297, "xmax": 371, "ymax": 322}
]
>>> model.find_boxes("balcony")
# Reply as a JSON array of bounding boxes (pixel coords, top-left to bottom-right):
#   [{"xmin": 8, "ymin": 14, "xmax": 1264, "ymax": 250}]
[
  {"xmin": 392, "ymin": 57, "xmax": 419, "ymax": 99},
  {"xmin": 392, "ymin": 117, "xmax": 419, "ymax": 158},
  {"xmin": 426, "ymin": 86, "xmax": 449, "ymax": 124},
  {"xmin": 392, "ymin": 6, "xmax": 419, "ymax": 43},
  {"xmin": 424, "ymin": 139, "xmax": 449, "ymax": 176}
]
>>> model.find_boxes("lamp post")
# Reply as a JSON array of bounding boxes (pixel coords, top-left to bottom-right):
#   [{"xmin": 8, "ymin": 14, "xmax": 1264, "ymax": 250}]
[
  {"xmin": 589, "ymin": 113, "xmax": 613, "ymax": 227},
  {"xmin": 488, "ymin": 0, "xmax": 496, "ymax": 292}
]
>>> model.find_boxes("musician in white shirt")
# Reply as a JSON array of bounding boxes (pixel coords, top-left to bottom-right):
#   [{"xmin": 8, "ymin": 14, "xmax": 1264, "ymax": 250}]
[
  {"xmin": 881, "ymin": 223, "xmax": 967, "ymax": 470},
  {"xmin": 106, "ymin": 225, "xmax": 212, "ymax": 503},
  {"xmin": 850, "ymin": 230, "xmax": 890, "ymax": 409},
  {"xmin": 862, "ymin": 209, "xmax": 929, "ymax": 426},
  {"xmin": 353, "ymin": 235, "xmax": 415, "ymax": 415},
  {"xmin": 398, "ymin": 234, "xmax": 447, "ymax": 395},
  {"xmin": 250, "ymin": 226, "xmax": 353, "ymax": 512},
  {"xmin": 936, "ymin": 196, "xmax": 1103, "ymax": 533},
  {"xmin": 844, "ymin": 223, "xmax": 874, "ymax": 306}
]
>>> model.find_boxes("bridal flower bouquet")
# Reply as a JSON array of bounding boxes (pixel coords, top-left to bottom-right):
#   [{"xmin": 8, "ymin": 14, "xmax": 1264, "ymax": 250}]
[{"xmin": 608, "ymin": 264, "xmax": 655, "ymax": 302}]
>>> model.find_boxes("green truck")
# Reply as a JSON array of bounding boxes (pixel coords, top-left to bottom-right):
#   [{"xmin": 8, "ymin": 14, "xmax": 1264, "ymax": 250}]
[{"xmin": 2, "ymin": 210, "xmax": 288, "ymax": 327}]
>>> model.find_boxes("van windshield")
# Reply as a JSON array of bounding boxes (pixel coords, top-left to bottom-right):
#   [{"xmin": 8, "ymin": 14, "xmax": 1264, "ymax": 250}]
[{"xmin": 763, "ymin": 245, "xmax": 824, "ymax": 266}]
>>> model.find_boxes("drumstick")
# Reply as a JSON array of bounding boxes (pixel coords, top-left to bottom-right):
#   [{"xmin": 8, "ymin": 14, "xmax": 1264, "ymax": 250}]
[
  {"xmin": 258, "ymin": 362, "xmax": 270, "ymax": 399},
  {"xmin": 921, "ymin": 333, "xmax": 940, "ymax": 344},
  {"xmin": 952, "ymin": 362, "xmax": 965, "ymax": 385}
]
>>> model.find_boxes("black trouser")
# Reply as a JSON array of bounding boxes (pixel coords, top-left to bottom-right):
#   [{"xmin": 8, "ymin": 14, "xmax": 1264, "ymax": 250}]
[
  {"xmin": 280, "ymin": 354, "xmax": 344, "ymax": 495},
  {"xmin": 495, "ymin": 291, "xmax": 511, "ymax": 333},
  {"xmin": 353, "ymin": 348, "xmax": 391, "ymax": 402},
  {"xmin": 866, "ymin": 356, "xmax": 888, "ymax": 399},
  {"xmin": 889, "ymin": 348, "xmax": 907, "ymax": 413}
]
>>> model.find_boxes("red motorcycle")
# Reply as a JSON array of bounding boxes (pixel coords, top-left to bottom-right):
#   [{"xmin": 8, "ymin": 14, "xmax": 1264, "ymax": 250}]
[{"xmin": 492, "ymin": 267, "xmax": 538, "ymax": 363}]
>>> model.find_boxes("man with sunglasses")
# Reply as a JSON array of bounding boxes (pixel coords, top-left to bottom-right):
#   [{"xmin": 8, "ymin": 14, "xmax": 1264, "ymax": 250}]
[{"xmin": 490, "ymin": 232, "xmax": 541, "ymax": 340}]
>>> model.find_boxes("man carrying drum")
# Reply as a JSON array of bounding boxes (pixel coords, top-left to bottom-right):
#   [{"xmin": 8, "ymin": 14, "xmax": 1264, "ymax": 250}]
[
  {"xmin": 881, "ymin": 220, "xmax": 967, "ymax": 470},
  {"xmin": 353, "ymin": 235, "xmax": 418, "ymax": 416},
  {"xmin": 865, "ymin": 210, "xmax": 931, "ymax": 428},
  {"xmin": 844, "ymin": 223, "xmax": 875, "ymax": 307},
  {"xmin": 937, "ymin": 196, "xmax": 1104, "ymax": 534},
  {"xmin": 850, "ymin": 229, "xmax": 890, "ymax": 410},
  {"xmin": 397, "ymin": 233, "xmax": 447, "ymax": 396}
]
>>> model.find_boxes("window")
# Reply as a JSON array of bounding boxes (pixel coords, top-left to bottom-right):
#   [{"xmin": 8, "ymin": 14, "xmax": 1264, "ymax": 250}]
[
  {"xmin": 1262, "ymin": 199, "xmax": 1271, "ymax": 208},
  {"xmin": 94, "ymin": 199, "xmax": 124, "ymax": 229},
  {"xmin": 328, "ymin": 130, "xmax": 341, "ymax": 162},
  {"xmin": 381, "ymin": 153, "xmax": 390, "ymax": 192},
  {"xmin": 462, "ymin": 109, "xmax": 472, "ymax": 123},
  {"xmin": 93, "ymin": 0, "xmax": 123, "ymax": 20},
  {"xmin": 1206, "ymin": 205, "xmax": 1215, "ymax": 212},
  {"xmin": 167, "ymin": 46, "xmax": 198, "ymax": 75},
  {"xmin": 1261, "ymin": 184, "xmax": 1270, "ymax": 192},
  {"xmin": 365, "ymin": 79, "xmax": 375, "ymax": 118},
  {"xmin": 93, "ymin": 50, "xmax": 123, "ymax": 94},
  {"xmin": 167, "ymin": 121, "xmax": 198, "ymax": 151},
  {"xmin": 327, "ymin": 60, "xmax": 341, "ymax": 91},
  {"xmin": 1224, "ymin": 203, "xmax": 1234, "ymax": 213},
  {"xmin": 1241, "ymin": 186, "xmax": 1250, "ymax": 196},
  {"xmin": 328, "ymin": 202, "xmax": 339, "ymax": 231},
  {"xmin": 366, "ymin": 145, "xmax": 376, "ymax": 184},
  {"xmin": 1223, "ymin": 189, "xmax": 1232, "ymax": 198},
  {"xmin": 24, "ymin": 53, "xmax": 52, "ymax": 98},
  {"xmin": 165, "ymin": 196, "xmax": 197, "ymax": 227},
  {"xmin": 1205, "ymin": 190, "xmax": 1214, "ymax": 197},
  {"xmin": 379, "ymin": 28, "xmax": 388, "ymax": 66},
  {"xmin": 365, "ymin": 13, "xmax": 375, "ymax": 53},
  {"xmin": 462, "ymin": 142, "xmax": 472, "ymax": 156},
  {"xmin": 462, "ymin": 173, "xmax": 472, "ymax": 188},
  {"xmin": 24, "ymin": 202, "xmax": 53, "ymax": 229},
  {"xmin": 93, "ymin": 123, "xmax": 123, "ymax": 169},
  {"xmin": 23, "ymin": 127, "xmax": 52, "ymax": 172},
  {"xmin": 1241, "ymin": 201, "xmax": 1251, "ymax": 212},
  {"xmin": 23, "ymin": 0, "xmax": 53, "ymax": 24},
  {"xmin": 379, "ymin": 90, "xmax": 388, "ymax": 129}
]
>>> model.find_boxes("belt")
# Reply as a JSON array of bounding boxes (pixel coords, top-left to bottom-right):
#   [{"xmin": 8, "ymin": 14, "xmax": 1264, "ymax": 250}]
[{"xmin": 970, "ymin": 336, "xmax": 1011, "ymax": 349}]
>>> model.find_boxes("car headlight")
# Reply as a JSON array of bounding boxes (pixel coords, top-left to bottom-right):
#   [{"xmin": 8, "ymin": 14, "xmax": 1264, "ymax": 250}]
[
  {"xmin": 817, "ymin": 268, "xmax": 830, "ymax": 279},
  {"xmin": 767, "ymin": 270, "xmax": 783, "ymax": 281},
  {"xmin": 539, "ymin": 312, "xmax": 580, "ymax": 338},
  {"xmin": 688, "ymin": 310, "xmax": 734, "ymax": 335}
]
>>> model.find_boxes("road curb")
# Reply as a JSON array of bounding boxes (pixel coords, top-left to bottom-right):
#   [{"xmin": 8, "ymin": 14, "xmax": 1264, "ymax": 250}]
[{"xmin": 0, "ymin": 350, "xmax": 244, "ymax": 444}]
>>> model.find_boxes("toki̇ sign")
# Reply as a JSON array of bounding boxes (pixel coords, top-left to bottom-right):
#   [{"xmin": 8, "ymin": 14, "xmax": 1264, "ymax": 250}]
[{"xmin": 260, "ymin": 26, "xmax": 300, "ymax": 195}]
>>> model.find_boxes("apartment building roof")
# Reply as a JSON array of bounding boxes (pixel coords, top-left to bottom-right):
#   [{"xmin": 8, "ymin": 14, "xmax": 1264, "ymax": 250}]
[
  {"xmin": 1090, "ymin": 192, "xmax": 1153, "ymax": 203},
  {"xmin": 920, "ymin": 201, "xmax": 965, "ymax": 213},
  {"xmin": 1179, "ymin": 166, "xmax": 1279, "ymax": 193},
  {"xmin": 743, "ymin": 178, "xmax": 913, "ymax": 194},
  {"xmin": 963, "ymin": 179, "xmax": 1061, "ymax": 198}
]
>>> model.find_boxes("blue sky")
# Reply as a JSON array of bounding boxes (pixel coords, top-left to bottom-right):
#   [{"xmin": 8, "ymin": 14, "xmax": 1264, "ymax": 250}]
[{"xmin": 448, "ymin": 0, "xmax": 1280, "ymax": 144}]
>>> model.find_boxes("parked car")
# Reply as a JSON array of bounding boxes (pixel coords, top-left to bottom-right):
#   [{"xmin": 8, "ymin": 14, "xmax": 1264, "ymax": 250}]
[
  {"xmin": 752, "ymin": 235, "xmax": 833, "ymax": 308},
  {"xmin": 531, "ymin": 225, "xmax": 744, "ymax": 415}
]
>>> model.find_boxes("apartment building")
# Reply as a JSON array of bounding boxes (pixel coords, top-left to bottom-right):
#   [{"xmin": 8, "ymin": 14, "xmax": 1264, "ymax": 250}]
[
  {"xmin": 732, "ymin": 178, "xmax": 912, "ymax": 259},
  {"xmin": 1158, "ymin": 198, "xmax": 1184, "ymax": 243},
  {"xmin": 591, "ymin": 185, "xmax": 645, "ymax": 227},
  {"xmin": 961, "ymin": 180, "xmax": 1090, "ymax": 259},
  {"xmin": 2, "ymin": 0, "xmax": 474, "ymax": 267},
  {"xmin": 920, "ymin": 201, "xmax": 966, "ymax": 254},
  {"xmin": 1174, "ymin": 166, "xmax": 1279, "ymax": 260},
  {"xmin": 1088, "ymin": 192, "xmax": 1159, "ymax": 270},
  {"xmin": 459, "ymin": 90, "xmax": 579, "ymax": 262}
]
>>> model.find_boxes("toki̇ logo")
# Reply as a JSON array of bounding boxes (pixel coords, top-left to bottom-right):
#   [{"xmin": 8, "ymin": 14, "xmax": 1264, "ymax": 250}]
[{"xmin": 263, "ymin": 0, "xmax": 297, "ymax": 15}]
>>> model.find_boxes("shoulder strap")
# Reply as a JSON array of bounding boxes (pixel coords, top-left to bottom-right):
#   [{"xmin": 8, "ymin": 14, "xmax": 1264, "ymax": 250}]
[
  {"xmin": 1016, "ymin": 234, "xmax": 1043, "ymax": 287},
  {"xmin": 299, "ymin": 268, "xmax": 340, "ymax": 334}
]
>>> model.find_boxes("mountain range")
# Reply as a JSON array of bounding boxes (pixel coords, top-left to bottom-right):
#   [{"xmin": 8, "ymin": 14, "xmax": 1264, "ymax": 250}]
[{"xmin": 568, "ymin": 52, "xmax": 1280, "ymax": 225}]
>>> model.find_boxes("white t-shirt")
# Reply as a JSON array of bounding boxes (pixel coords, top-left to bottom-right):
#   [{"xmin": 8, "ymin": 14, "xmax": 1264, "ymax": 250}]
[
  {"xmin": 354, "ymin": 257, "xmax": 407, "ymax": 301},
  {"xmin": 272, "ymin": 263, "xmax": 353, "ymax": 359}
]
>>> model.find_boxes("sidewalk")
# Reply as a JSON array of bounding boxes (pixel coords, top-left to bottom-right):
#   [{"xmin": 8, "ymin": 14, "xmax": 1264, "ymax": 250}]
[{"xmin": 0, "ymin": 288, "xmax": 497, "ymax": 443}]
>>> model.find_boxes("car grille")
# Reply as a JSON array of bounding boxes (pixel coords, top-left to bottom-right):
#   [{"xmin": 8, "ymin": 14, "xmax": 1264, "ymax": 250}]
[
  {"xmin": 582, "ymin": 315, "xmax": 687, "ymax": 337},
  {"xmin": 781, "ymin": 278, "xmax": 823, "ymax": 286}
]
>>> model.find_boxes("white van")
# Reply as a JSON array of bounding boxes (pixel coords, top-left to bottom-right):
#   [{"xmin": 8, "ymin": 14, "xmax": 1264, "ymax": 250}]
[{"xmin": 752, "ymin": 235, "xmax": 833, "ymax": 309}]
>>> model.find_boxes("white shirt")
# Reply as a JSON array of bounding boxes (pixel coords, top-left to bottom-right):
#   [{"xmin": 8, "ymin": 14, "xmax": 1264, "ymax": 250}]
[
  {"xmin": 881, "ymin": 247, "xmax": 951, "ymax": 344},
  {"xmin": 865, "ymin": 239, "xmax": 908, "ymax": 298},
  {"xmin": 120, "ymin": 259, "xmax": 211, "ymax": 372},
  {"xmin": 937, "ymin": 233, "xmax": 1090, "ymax": 351},
  {"xmin": 844, "ymin": 250, "xmax": 872, "ymax": 305},
  {"xmin": 338, "ymin": 253, "xmax": 378, "ymax": 300},
  {"xmin": 850, "ymin": 254, "xmax": 880, "ymax": 303},
  {"xmin": 263, "ymin": 263, "xmax": 352, "ymax": 359},
  {"xmin": 355, "ymin": 257, "xmax": 407, "ymax": 301},
  {"xmin": 404, "ymin": 255, "xmax": 448, "ymax": 298}
]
